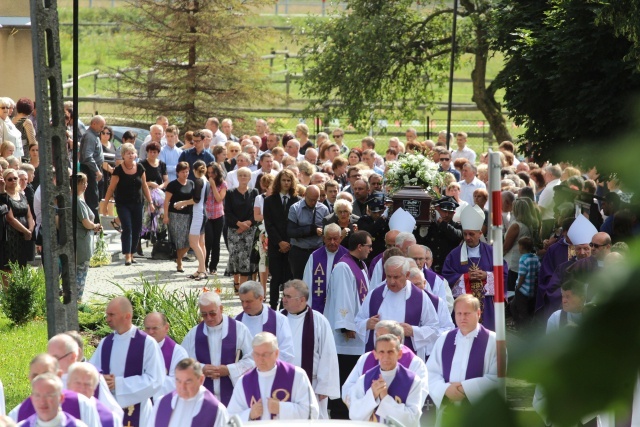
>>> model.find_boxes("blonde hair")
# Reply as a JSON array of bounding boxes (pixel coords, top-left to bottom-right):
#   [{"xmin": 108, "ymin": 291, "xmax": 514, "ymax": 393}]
[{"xmin": 120, "ymin": 142, "xmax": 137, "ymax": 157}]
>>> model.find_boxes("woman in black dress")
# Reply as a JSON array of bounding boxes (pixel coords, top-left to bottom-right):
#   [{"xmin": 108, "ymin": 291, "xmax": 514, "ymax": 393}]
[
  {"xmin": 101, "ymin": 143, "xmax": 154, "ymax": 266},
  {"xmin": 139, "ymin": 141, "xmax": 168, "ymax": 254},
  {"xmin": 163, "ymin": 162, "xmax": 194, "ymax": 273}
]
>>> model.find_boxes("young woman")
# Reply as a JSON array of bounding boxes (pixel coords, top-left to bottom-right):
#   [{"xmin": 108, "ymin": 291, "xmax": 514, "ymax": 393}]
[{"xmin": 204, "ymin": 162, "xmax": 227, "ymax": 275}]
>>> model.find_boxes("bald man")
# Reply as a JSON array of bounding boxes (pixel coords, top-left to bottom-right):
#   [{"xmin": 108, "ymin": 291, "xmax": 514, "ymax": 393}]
[
  {"xmin": 67, "ymin": 363, "xmax": 123, "ymax": 427},
  {"xmin": 368, "ymin": 230, "xmax": 400, "ymax": 288},
  {"xmin": 89, "ymin": 297, "xmax": 164, "ymax": 427},
  {"xmin": 79, "ymin": 115, "xmax": 106, "ymax": 219}
]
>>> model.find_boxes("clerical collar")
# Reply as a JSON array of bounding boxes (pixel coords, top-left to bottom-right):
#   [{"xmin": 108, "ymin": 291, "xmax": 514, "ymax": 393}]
[
  {"xmin": 348, "ymin": 253, "xmax": 365, "ymax": 269},
  {"xmin": 248, "ymin": 309, "xmax": 263, "ymax": 317},
  {"xmin": 288, "ymin": 306, "xmax": 308, "ymax": 317}
]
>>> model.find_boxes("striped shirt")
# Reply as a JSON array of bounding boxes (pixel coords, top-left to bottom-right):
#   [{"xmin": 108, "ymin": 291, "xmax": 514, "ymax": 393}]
[{"xmin": 517, "ymin": 253, "xmax": 540, "ymax": 297}]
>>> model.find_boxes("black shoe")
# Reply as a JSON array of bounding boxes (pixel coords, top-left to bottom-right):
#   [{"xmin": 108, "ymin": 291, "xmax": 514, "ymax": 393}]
[{"xmin": 125, "ymin": 261, "xmax": 132, "ymax": 266}]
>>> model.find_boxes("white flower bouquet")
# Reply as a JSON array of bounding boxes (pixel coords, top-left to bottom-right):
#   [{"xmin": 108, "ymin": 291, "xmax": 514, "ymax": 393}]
[{"xmin": 385, "ymin": 153, "xmax": 446, "ymax": 196}]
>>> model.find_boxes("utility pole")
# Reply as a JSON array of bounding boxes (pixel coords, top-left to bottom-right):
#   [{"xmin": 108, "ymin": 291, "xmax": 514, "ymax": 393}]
[{"xmin": 30, "ymin": 0, "xmax": 79, "ymax": 337}]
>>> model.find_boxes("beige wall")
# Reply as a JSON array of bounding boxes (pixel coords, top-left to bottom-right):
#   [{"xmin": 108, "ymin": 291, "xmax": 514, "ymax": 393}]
[{"xmin": 0, "ymin": 2, "xmax": 35, "ymax": 100}]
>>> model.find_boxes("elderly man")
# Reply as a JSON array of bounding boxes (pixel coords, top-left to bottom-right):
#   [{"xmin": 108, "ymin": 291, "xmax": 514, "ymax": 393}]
[
  {"xmin": 9, "ymin": 355, "xmax": 98, "ymax": 426},
  {"xmin": 408, "ymin": 267, "xmax": 455, "ymax": 341},
  {"xmin": 225, "ymin": 152, "xmax": 251, "ymax": 191},
  {"xmin": 236, "ymin": 281, "xmax": 295, "ymax": 363},
  {"xmin": 227, "ymin": 332, "xmax": 319, "ymax": 420},
  {"xmin": 368, "ymin": 230, "xmax": 400, "ymax": 286},
  {"xmin": 368, "ymin": 231, "xmax": 417, "ymax": 290},
  {"xmin": 302, "ymin": 224, "xmax": 349, "ymax": 314},
  {"xmin": 281, "ymin": 280, "xmax": 340, "ymax": 419},
  {"xmin": 342, "ymin": 320, "xmax": 428, "ymax": 408},
  {"xmin": 66, "ymin": 363, "xmax": 122, "ymax": 427},
  {"xmin": 355, "ymin": 256, "xmax": 440, "ymax": 361},
  {"xmin": 17, "ymin": 374, "xmax": 88, "ymax": 427},
  {"xmin": 89, "ymin": 297, "xmax": 164, "ymax": 427},
  {"xmin": 408, "ymin": 244, "xmax": 454, "ymax": 313},
  {"xmin": 47, "ymin": 334, "xmax": 121, "ymax": 418},
  {"xmin": 287, "ymin": 185, "xmax": 329, "ymax": 279},
  {"xmin": 348, "ymin": 334, "xmax": 424, "ymax": 426},
  {"xmin": 459, "ymin": 163, "xmax": 486, "ymax": 206},
  {"xmin": 284, "ymin": 139, "xmax": 304, "ymax": 161},
  {"xmin": 148, "ymin": 359, "xmax": 229, "ymax": 427},
  {"xmin": 79, "ymin": 115, "xmax": 105, "ymax": 220},
  {"xmin": 441, "ymin": 205, "xmax": 508, "ymax": 331},
  {"xmin": 205, "ymin": 117, "xmax": 227, "ymax": 147},
  {"xmin": 324, "ymin": 230, "xmax": 372, "ymax": 419},
  {"xmin": 250, "ymin": 152, "xmax": 277, "ymax": 189},
  {"xmin": 143, "ymin": 312, "xmax": 189, "ymax": 401},
  {"xmin": 181, "ymin": 292, "xmax": 254, "ymax": 406},
  {"xmin": 427, "ymin": 295, "xmax": 498, "ymax": 422},
  {"xmin": 304, "ymin": 147, "xmax": 318, "ymax": 165},
  {"xmin": 138, "ymin": 124, "xmax": 163, "ymax": 162}
]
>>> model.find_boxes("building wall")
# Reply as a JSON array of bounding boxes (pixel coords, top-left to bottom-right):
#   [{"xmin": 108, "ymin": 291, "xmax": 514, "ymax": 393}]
[{"xmin": 0, "ymin": 2, "xmax": 35, "ymax": 100}]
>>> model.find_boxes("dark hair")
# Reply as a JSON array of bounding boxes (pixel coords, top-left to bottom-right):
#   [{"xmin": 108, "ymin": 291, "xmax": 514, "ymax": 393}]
[
  {"xmin": 193, "ymin": 160, "xmax": 206, "ymax": 176},
  {"xmin": 529, "ymin": 169, "xmax": 545, "ymax": 189},
  {"xmin": 348, "ymin": 148, "xmax": 362, "ymax": 161},
  {"xmin": 382, "ymin": 247, "xmax": 404, "ymax": 263},
  {"xmin": 212, "ymin": 145, "xmax": 226, "ymax": 160},
  {"xmin": 561, "ymin": 279, "xmax": 587, "ymax": 298},
  {"xmin": 516, "ymin": 171, "xmax": 530, "ymax": 186},
  {"xmin": 518, "ymin": 236, "xmax": 535, "ymax": 253},
  {"xmin": 272, "ymin": 169, "xmax": 298, "ymax": 197},
  {"xmin": 282, "ymin": 131, "xmax": 295, "ymax": 146},
  {"xmin": 259, "ymin": 152, "xmax": 273, "ymax": 163},
  {"xmin": 208, "ymin": 162, "xmax": 224, "ymax": 187},
  {"xmin": 101, "ymin": 125, "xmax": 113, "ymax": 141},
  {"xmin": 518, "ymin": 186, "xmax": 535, "ymax": 201},
  {"xmin": 16, "ymin": 98, "xmax": 34, "ymax": 115},
  {"xmin": 122, "ymin": 130, "xmax": 138, "ymax": 142},
  {"xmin": 146, "ymin": 141, "xmax": 161, "ymax": 153},
  {"xmin": 192, "ymin": 130, "xmax": 206, "ymax": 140},
  {"xmin": 348, "ymin": 230, "xmax": 372, "ymax": 251},
  {"xmin": 176, "ymin": 161, "xmax": 190, "ymax": 174}
]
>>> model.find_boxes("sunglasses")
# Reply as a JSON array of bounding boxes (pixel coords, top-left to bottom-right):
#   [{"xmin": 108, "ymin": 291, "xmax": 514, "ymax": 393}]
[
  {"xmin": 5, "ymin": 177, "xmax": 17, "ymax": 182},
  {"xmin": 101, "ymin": 131, "xmax": 111, "ymax": 136},
  {"xmin": 440, "ymin": 158, "xmax": 450, "ymax": 161},
  {"xmin": 333, "ymin": 134, "xmax": 343, "ymax": 138},
  {"xmin": 589, "ymin": 242, "xmax": 608, "ymax": 248}
]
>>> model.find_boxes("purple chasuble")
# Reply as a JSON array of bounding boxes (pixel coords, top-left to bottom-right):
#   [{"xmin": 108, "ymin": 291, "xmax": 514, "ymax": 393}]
[
  {"xmin": 160, "ymin": 337, "xmax": 177, "ymax": 374},
  {"xmin": 365, "ymin": 284, "xmax": 423, "ymax": 353},
  {"xmin": 338, "ymin": 253, "xmax": 369, "ymax": 303},
  {"xmin": 194, "ymin": 318, "xmax": 237, "ymax": 405},
  {"xmin": 424, "ymin": 290, "xmax": 439, "ymax": 312},
  {"xmin": 362, "ymin": 345, "xmax": 415, "ymax": 373},
  {"xmin": 100, "ymin": 328, "xmax": 148, "ymax": 427},
  {"xmin": 441, "ymin": 242, "xmax": 507, "ymax": 331},
  {"xmin": 310, "ymin": 246, "xmax": 348, "ymax": 313},
  {"xmin": 442, "ymin": 326, "xmax": 490, "ymax": 383},
  {"xmin": 95, "ymin": 398, "xmax": 115, "ymax": 427},
  {"xmin": 281, "ymin": 306, "xmax": 315, "ymax": 381},
  {"xmin": 363, "ymin": 364, "xmax": 416, "ymax": 405},
  {"xmin": 236, "ymin": 306, "xmax": 277, "ymax": 335},
  {"xmin": 242, "ymin": 360, "xmax": 297, "ymax": 419},
  {"xmin": 18, "ymin": 390, "xmax": 81, "ymax": 421},
  {"xmin": 155, "ymin": 390, "xmax": 220, "ymax": 427},
  {"xmin": 368, "ymin": 252, "xmax": 384, "ymax": 281},
  {"xmin": 535, "ymin": 238, "xmax": 570, "ymax": 313},
  {"xmin": 22, "ymin": 412, "xmax": 79, "ymax": 427}
]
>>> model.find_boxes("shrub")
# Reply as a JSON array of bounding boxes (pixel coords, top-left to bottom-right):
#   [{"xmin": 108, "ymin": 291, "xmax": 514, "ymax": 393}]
[{"xmin": 0, "ymin": 262, "xmax": 46, "ymax": 325}]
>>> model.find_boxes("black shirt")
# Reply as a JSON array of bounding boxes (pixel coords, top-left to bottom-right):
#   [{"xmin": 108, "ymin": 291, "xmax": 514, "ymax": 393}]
[
  {"xmin": 112, "ymin": 163, "xmax": 146, "ymax": 205},
  {"xmin": 166, "ymin": 179, "xmax": 195, "ymax": 214},
  {"xmin": 225, "ymin": 188, "xmax": 258, "ymax": 228},
  {"xmin": 140, "ymin": 160, "xmax": 167, "ymax": 186}
]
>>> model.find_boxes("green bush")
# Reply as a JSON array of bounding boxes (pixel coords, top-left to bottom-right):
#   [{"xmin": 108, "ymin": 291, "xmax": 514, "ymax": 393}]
[{"xmin": 0, "ymin": 262, "xmax": 46, "ymax": 325}]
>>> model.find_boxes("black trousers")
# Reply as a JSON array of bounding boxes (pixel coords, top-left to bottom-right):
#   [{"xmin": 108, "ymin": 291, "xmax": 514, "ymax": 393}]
[
  {"xmin": 288, "ymin": 245, "xmax": 315, "ymax": 280},
  {"xmin": 80, "ymin": 164, "xmax": 100, "ymax": 221},
  {"xmin": 329, "ymin": 354, "xmax": 360, "ymax": 419},
  {"xmin": 205, "ymin": 216, "xmax": 224, "ymax": 272},
  {"xmin": 267, "ymin": 247, "xmax": 292, "ymax": 310}
]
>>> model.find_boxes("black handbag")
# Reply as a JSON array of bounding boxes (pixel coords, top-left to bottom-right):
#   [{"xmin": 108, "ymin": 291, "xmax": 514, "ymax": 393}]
[{"xmin": 151, "ymin": 239, "xmax": 175, "ymax": 260}]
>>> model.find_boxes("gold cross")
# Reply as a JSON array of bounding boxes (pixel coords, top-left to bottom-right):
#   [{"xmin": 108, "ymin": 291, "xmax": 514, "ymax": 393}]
[
  {"xmin": 124, "ymin": 422, "xmax": 133, "ymax": 427},
  {"xmin": 339, "ymin": 308, "xmax": 349, "ymax": 318},
  {"xmin": 314, "ymin": 277, "xmax": 324, "ymax": 297}
]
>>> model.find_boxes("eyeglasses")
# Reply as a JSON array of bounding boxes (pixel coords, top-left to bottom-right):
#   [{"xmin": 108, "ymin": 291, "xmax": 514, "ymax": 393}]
[
  {"xmin": 336, "ymin": 210, "xmax": 350, "ymax": 214},
  {"xmin": 332, "ymin": 134, "xmax": 343, "ymax": 138},
  {"xmin": 440, "ymin": 158, "xmax": 450, "ymax": 161},
  {"xmin": 101, "ymin": 131, "xmax": 111, "ymax": 135},
  {"xmin": 200, "ymin": 310, "xmax": 219, "ymax": 318},
  {"xmin": 412, "ymin": 257, "xmax": 426, "ymax": 262},
  {"xmin": 54, "ymin": 351, "xmax": 74, "ymax": 361},
  {"xmin": 282, "ymin": 294, "xmax": 301, "ymax": 300},
  {"xmin": 361, "ymin": 244, "xmax": 372, "ymax": 248},
  {"xmin": 0, "ymin": 106, "xmax": 9, "ymax": 110},
  {"xmin": 5, "ymin": 177, "xmax": 17, "ymax": 182},
  {"xmin": 589, "ymin": 242, "xmax": 608, "ymax": 248},
  {"xmin": 253, "ymin": 350, "xmax": 275, "ymax": 358}
]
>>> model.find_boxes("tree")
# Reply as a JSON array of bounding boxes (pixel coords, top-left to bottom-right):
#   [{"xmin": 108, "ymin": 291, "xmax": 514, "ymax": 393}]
[
  {"xmin": 116, "ymin": 0, "xmax": 275, "ymax": 131},
  {"xmin": 297, "ymin": 0, "xmax": 513, "ymax": 142},
  {"xmin": 492, "ymin": 0, "xmax": 640, "ymax": 162}
]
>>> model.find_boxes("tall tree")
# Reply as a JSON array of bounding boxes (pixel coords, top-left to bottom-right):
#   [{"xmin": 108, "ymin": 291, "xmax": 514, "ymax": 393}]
[
  {"xmin": 116, "ymin": 0, "xmax": 275, "ymax": 131},
  {"xmin": 297, "ymin": 0, "xmax": 512, "ymax": 142},
  {"xmin": 492, "ymin": 0, "xmax": 640, "ymax": 162}
]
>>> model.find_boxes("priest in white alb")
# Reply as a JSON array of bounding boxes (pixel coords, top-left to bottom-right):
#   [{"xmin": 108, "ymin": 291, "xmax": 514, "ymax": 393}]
[
  {"xmin": 408, "ymin": 244, "xmax": 454, "ymax": 313},
  {"xmin": 66, "ymin": 362, "xmax": 123, "ymax": 427},
  {"xmin": 226, "ymin": 332, "xmax": 319, "ymax": 420},
  {"xmin": 281, "ymin": 279, "xmax": 340, "ymax": 419},
  {"xmin": 181, "ymin": 291, "xmax": 255, "ymax": 407},
  {"xmin": 89, "ymin": 297, "xmax": 164, "ymax": 427}
]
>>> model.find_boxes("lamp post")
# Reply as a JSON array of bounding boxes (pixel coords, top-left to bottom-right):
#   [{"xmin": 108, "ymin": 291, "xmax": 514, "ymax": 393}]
[{"xmin": 445, "ymin": 0, "xmax": 459, "ymax": 151}]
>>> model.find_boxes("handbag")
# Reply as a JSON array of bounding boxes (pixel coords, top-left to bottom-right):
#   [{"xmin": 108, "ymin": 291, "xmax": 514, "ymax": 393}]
[{"xmin": 151, "ymin": 239, "xmax": 175, "ymax": 260}]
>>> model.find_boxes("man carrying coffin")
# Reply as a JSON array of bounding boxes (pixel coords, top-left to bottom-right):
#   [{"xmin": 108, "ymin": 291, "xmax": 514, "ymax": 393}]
[
  {"xmin": 348, "ymin": 334, "xmax": 424, "ymax": 427},
  {"xmin": 143, "ymin": 312, "xmax": 189, "ymax": 402},
  {"xmin": 227, "ymin": 332, "xmax": 319, "ymax": 420},
  {"xmin": 324, "ymin": 230, "xmax": 372, "ymax": 419},
  {"xmin": 427, "ymin": 295, "xmax": 498, "ymax": 422},
  {"xmin": 441, "ymin": 205, "xmax": 508, "ymax": 331},
  {"xmin": 408, "ymin": 244, "xmax": 454, "ymax": 313},
  {"xmin": 302, "ymin": 223, "xmax": 349, "ymax": 314},
  {"xmin": 281, "ymin": 279, "xmax": 340, "ymax": 419},
  {"xmin": 89, "ymin": 297, "xmax": 164, "ymax": 427},
  {"xmin": 147, "ymin": 359, "xmax": 229, "ymax": 427},
  {"xmin": 66, "ymin": 363, "xmax": 122, "ymax": 427},
  {"xmin": 342, "ymin": 320, "xmax": 428, "ymax": 408},
  {"xmin": 17, "ymin": 374, "xmax": 88, "ymax": 427},
  {"xmin": 356, "ymin": 256, "xmax": 440, "ymax": 362},
  {"xmin": 236, "ymin": 281, "xmax": 295, "ymax": 363},
  {"xmin": 181, "ymin": 291, "xmax": 254, "ymax": 406}
]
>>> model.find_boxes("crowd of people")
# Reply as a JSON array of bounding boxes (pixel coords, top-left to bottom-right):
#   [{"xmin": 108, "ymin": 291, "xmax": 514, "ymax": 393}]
[{"xmin": 1, "ymin": 106, "xmax": 639, "ymax": 426}]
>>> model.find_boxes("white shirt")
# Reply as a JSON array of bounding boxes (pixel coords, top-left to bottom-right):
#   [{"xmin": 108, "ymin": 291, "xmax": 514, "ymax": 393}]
[
  {"xmin": 250, "ymin": 168, "xmax": 277, "ymax": 189},
  {"xmin": 146, "ymin": 386, "xmax": 229, "ymax": 427},
  {"xmin": 451, "ymin": 145, "xmax": 476, "ymax": 164},
  {"xmin": 88, "ymin": 326, "xmax": 164, "ymax": 427},
  {"xmin": 17, "ymin": 411, "xmax": 89, "ymax": 427},
  {"xmin": 368, "ymin": 261, "xmax": 385, "ymax": 291},
  {"xmin": 181, "ymin": 316, "xmax": 255, "ymax": 398},
  {"xmin": 225, "ymin": 170, "xmax": 240, "ymax": 191},
  {"xmin": 355, "ymin": 282, "xmax": 440, "ymax": 360},
  {"xmin": 424, "ymin": 267, "xmax": 455, "ymax": 314},
  {"xmin": 348, "ymin": 365, "xmax": 423, "ymax": 427},
  {"xmin": 34, "ymin": 187, "xmax": 43, "ymax": 233},
  {"xmin": 211, "ymin": 129, "xmax": 227, "ymax": 147},
  {"xmin": 236, "ymin": 304, "xmax": 295, "ymax": 363},
  {"xmin": 153, "ymin": 339, "xmax": 189, "ymax": 402},
  {"xmin": 459, "ymin": 177, "xmax": 486, "ymax": 206},
  {"xmin": 538, "ymin": 178, "xmax": 561, "ymax": 220},
  {"xmin": 427, "ymin": 325, "xmax": 498, "ymax": 409},
  {"xmin": 226, "ymin": 364, "xmax": 319, "ymax": 421}
]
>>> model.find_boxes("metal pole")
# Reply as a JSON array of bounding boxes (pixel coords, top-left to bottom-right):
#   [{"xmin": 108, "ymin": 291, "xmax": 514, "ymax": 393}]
[
  {"xmin": 73, "ymin": 0, "xmax": 79, "ymax": 250},
  {"xmin": 445, "ymin": 0, "xmax": 458, "ymax": 151},
  {"xmin": 322, "ymin": 0, "xmax": 325, "ymax": 16},
  {"xmin": 489, "ymin": 150, "xmax": 507, "ymax": 398}
]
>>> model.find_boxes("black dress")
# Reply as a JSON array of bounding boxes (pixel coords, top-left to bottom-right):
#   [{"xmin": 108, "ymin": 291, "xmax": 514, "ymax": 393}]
[{"xmin": 3, "ymin": 192, "xmax": 31, "ymax": 267}]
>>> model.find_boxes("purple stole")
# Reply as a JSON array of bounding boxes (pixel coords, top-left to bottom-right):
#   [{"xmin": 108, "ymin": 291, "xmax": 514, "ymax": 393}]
[
  {"xmin": 95, "ymin": 398, "xmax": 115, "ymax": 427},
  {"xmin": 442, "ymin": 326, "xmax": 490, "ymax": 383},
  {"xmin": 18, "ymin": 390, "xmax": 81, "ymax": 421},
  {"xmin": 194, "ymin": 318, "xmax": 237, "ymax": 405},
  {"xmin": 236, "ymin": 306, "xmax": 277, "ymax": 335},
  {"xmin": 422, "ymin": 266, "xmax": 442, "ymax": 293},
  {"xmin": 310, "ymin": 246, "xmax": 348, "ymax": 313},
  {"xmin": 424, "ymin": 289, "xmax": 439, "ymax": 312},
  {"xmin": 281, "ymin": 306, "xmax": 315, "ymax": 381},
  {"xmin": 338, "ymin": 253, "xmax": 369, "ymax": 304},
  {"xmin": 368, "ymin": 252, "xmax": 385, "ymax": 282},
  {"xmin": 363, "ymin": 364, "xmax": 416, "ymax": 421},
  {"xmin": 155, "ymin": 390, "xmax": 220, "ymax": 427},
  {"xmin": 22, "ymin": 412, "xmax": 79, "ymax": 427},
  {"xmin": 100, "ymin": 328, "xmax": 148, "ymax": 427},
  {"xmin": 242, "ymin": 360, "xmax": 297, "ymax": 419},
  {"xmin": 365, "ymin": 284, "xmax": 423, "ymax": 353},
  {"xmin": 362, "ymin": 345, "xmax": 415, "ymax": 373},
  {"xmin": 160, "ymin": 337, "xmax": 177, "ymax": 374}
]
